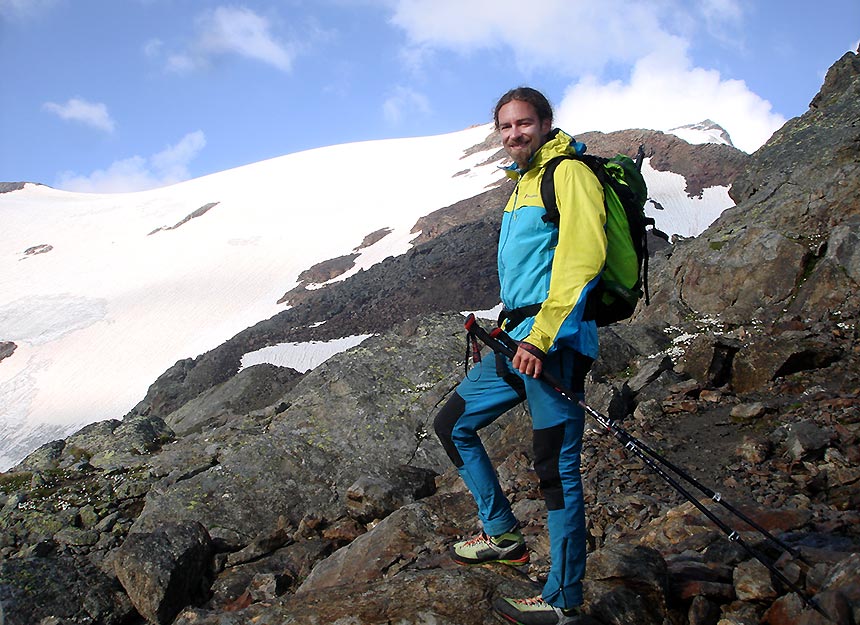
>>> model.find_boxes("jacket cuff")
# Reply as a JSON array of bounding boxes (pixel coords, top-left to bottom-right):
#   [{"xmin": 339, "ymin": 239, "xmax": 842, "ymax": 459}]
[{"xmin": 518, "ymin": 341, "xmax": 546, "ymax": 360}]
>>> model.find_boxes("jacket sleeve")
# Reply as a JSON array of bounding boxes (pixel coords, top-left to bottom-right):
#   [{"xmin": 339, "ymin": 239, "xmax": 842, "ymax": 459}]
[{"xmin": 525, "ymin": 159, "xmax": 606, "ymax": 353}]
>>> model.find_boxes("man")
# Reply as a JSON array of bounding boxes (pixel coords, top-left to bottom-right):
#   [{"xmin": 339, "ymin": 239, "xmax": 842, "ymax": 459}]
[{"xmin": 434, "ymin": 87, "xmax": 606, "ymax": 625}]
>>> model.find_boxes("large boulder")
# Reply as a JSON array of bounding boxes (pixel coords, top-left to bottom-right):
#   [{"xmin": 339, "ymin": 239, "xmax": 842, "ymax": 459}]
[
  {"xmin": 113, "ymin": 521, "xmax": 214, "ymax": 624},
  {"xmin": 128, "ymin": 314, "xmax": 464, "ymax": 543},
  {"xmin": 0, "ymin": 553, "xmax": 134, "ymax": 625}
]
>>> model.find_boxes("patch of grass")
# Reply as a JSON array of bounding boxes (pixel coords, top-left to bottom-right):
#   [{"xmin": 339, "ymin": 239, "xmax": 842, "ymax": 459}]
[{"xmin": 0, "ymin": 472, "xmax": 33, "ymax": 495}]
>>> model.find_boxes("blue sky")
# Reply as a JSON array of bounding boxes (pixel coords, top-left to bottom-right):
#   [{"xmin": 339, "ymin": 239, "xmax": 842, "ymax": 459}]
[{"xmin": 1, "ymin": 0, "xmax": 858, "ymax": 193}]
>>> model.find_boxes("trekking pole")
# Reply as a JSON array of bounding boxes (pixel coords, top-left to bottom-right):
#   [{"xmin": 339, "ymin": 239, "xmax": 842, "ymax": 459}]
[
  {"xmin": 468, "ymin": 314, "xmax": 798, "ymax": 554},
  {"xmin": 463, "ymin": 314, "xmax": 831, "ymax": 619},
  {"xmin": 595, "ymin": 409, "xmax": 803, "ymax": 559}
]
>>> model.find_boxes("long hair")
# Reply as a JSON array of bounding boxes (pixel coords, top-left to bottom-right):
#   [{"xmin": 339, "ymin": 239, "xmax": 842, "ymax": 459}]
[{"xmin": 493, "ymin": 87, "xmax": 553, "ymax": 129}]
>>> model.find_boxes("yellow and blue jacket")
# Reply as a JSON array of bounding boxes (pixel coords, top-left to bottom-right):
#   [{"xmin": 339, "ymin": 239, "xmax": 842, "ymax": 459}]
[{"xmin": 499, "ymin": 129, "xmax": 607, "ymax": 359}]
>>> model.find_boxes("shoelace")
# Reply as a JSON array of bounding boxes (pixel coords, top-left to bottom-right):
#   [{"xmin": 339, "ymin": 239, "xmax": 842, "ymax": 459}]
[
  {"xmin": 462, "ymin": 531, "xmax": 491, "ymax": 546},
  {"xmin": 510, "ymin": 595, "xmax": 547, "ymax": 607}
]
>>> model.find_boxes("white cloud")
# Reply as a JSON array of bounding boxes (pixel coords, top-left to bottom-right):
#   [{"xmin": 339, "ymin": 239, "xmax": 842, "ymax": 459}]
[
  {"xmin": 556, "ymin": 42, "xmax": 786, "ymax": 153},
  {"xmin": 151, "ymin": 130, "xmax": 208, "ymax": 181},
  {"xmin": 0, "ymin": 0, "xmax": 59, "ymax": 20},
  {"xmin": 385, "ymin": 0, "xmax": 784, "ymax": 152},
  {"xmin": 388, "ymin": 0, "xmax": 679, "ymax": 76},
  {"xmin": 56, "ymin": 131, "xmax": 207, "ymax": 193},
  {"xmin": 42, "ymin": 97, "xmax": 116, "ymax": 133},
  {"xmin": 699, "ymin": 0, "xmax": 743, "ymax": 24},
  {"xmin": 165, "ymin": 6, "xmax": 296, "ymax": 73},
  {"xmin": 695, "ymin": 0, "xmax": 745, "ymax": 48},
  {"xmin": 383, "ymin": 86, "xmax": 431, "ymax": 125}
]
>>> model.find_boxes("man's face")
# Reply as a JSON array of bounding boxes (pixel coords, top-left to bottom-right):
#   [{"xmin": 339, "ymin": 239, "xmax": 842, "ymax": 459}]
[{"xmin": 497, "ymin": 99, "xmax": 552, "ymax": 169}]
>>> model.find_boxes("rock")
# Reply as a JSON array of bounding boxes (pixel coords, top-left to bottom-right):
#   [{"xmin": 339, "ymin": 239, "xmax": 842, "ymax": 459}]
[
  {"xmin": 635, "ymin": 369, "xmax": 689, "ymax": 405},
  {"xmin": 47, "ymin": 414, "xmax": 175, "ymax": 471},
  {"xmin": 779, "ymin": 421, "xmax": 834, "ymax": 461},
  {"xmin": 297, "ymin": 492, "xmax": 474, "ymax": 593},
  {"xmin": 113, "ymin": 521, "xmax": 214, "ymax": 625},
  {"xmin": 814, "ymin": 553, "xmax": 860, "ymax": 624},
  {"xmin": 700, "ymin": 389, "xmax": 723, "ymax": 402},
  {"xmin": 207, "ymin": 539, "xmax": 330, "ymax": 610},
  {"xmin": 761, "ymin": 592, "xmax": 806, "ymax": 625},
  {"xmin": 633, "ymin": 398, "xmax": 664, "ymax": 421},
  {"xmin": 0, "ymin": 554, "xmax": 135, "ymax": 625},
  {"xmin": 584, "ymin": 544, "xmax": 669, "ymax": 625},
  {"xmin": 588, "ymin": 543, "xmax": 667, "ymax": 587},
  {"xmin": 718, "ymin": 599, "xmax": 763, "ymax": 625},
  {"xmin": 345, "ymin": 465, "xmax": 438, "ymax": 524},
  {"xmin": 590, "ymin": 327, "xmax": 640, "ymax": 379},
  {"xmin": 53, "ymin": 525, "xmax": 100, "ymax": 547},
  {"xmin": 677, "ymin": 579, "xmax": 736, "ymax": 602},
  {"xmin": 827, "ymin": 217, "xmax": 860, "ymax": 283},
  {"xmin": 585, "ymin": 379, "xmax": 631, "ymax": 422},
  {"xmin": 178, "ymin": 567, "xmax": 525, "ymax": 625},
  {"xmin": 679, "ymin": 335, "xmax": 740, "ymax": 389},
  {"xmin": 180, "ymin": 541, "xmax": 678, "ymax": 625},
  {"xmin": 0, "ymin": 341, "xmax": 16, "ymax": 362},
  {"xmin": 14, "ymin": 440, "xmax": 65, "ymax": 471},
  {"xmin": 730, "ymin": 402, "xmax": 766, "ymax": 420},
  {"xmin": 644, "ymin": 46, "xmax": 860, "ymax": 331},
  {"xmin": 731, "ymin": 334, "xmax": 842, "ymax": 394},
  {"xmin": 733, "ymin": 558, "xmax": 777, "ymax": 601},
  {"xmin": 164, "ymin": 364, "xmax": 303, "ymax": 437},
  {"xmin": 669, "ymin": 378, "xmax": 702, "ymax": 397},
  {"xmin": 735, "ymin": 436, "xmax": 771, "ymax": 464},
  {"xmin": 226, "ymin": 522, "xmax": 293, "ymax": 567},
  {"xmin": 321, "ymin": 516, "xmax": 365, "ymax": 544},
  {"xmin": 628, "ymin": 355, "xmax": 675, "ymax": 394},
  {"xmin": 689, "ymin": 594, "xmax": 722, "ymax": 625},
  {"xmin": 128, "ymin": 315, "xmax": 463, "ymax": 542},
  {"xmin": 662, "ymin": 398, "xmax": 699, "ymax": 414}
]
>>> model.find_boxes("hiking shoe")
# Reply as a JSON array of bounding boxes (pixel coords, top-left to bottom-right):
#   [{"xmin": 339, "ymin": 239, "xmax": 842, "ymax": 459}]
[
  {"xmin": 450, "ymin": 529, "xmax": 529, "ymax": 566},
  {"xmin": 493, "ymin": 595, "xmax": 583, "ymax": 625}
]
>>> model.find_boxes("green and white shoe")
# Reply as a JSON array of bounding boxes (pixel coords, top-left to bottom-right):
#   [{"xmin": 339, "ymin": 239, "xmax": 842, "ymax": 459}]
[
  {"xmin": 493, "ymin": 595, "xmax": 583, "ymax": 625},
  {"xmin": 450, "ymin": 528, "xmax": 529, "ymax": 566}
]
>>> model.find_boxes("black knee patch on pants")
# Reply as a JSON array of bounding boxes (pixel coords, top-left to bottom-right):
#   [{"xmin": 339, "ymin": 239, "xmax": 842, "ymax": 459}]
[
  {"xmin": 534, "ymin": 423, "xmax": 566, "ymax": 510},
  {"xmin": 434, "ymin": 393, "xmax": 466, "ymax": 467}
]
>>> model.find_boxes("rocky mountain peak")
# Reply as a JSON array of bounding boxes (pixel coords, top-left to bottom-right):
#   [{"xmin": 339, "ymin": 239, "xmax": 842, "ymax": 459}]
[{"xmin": 668, "ymin": 119, "xmax": 735, "ymax": 147}]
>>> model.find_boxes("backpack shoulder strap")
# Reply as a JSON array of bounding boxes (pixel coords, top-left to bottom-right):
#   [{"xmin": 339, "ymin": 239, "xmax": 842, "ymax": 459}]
[
  {"xmin": 540, "ymin": 154, "xmax": 607, "ymax": 226},
  {"xmin": 539, "ymin": 155, "xmax": 569, "ymax": 226}
]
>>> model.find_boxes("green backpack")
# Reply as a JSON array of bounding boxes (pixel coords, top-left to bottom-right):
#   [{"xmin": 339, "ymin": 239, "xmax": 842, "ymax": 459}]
[{"xmin": 540, "ymin": 146, "xmax": 655, "ymax": 326}]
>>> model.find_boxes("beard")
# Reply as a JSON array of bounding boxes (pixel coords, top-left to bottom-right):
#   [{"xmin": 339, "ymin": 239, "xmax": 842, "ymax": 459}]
[{"xmin": 505, "ymin": 140, "xmax": 534, "ymax": 167}]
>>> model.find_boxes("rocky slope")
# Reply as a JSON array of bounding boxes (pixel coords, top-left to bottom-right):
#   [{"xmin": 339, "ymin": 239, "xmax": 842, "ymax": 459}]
[{"xmin": 1, "ymin": 50, "xmax": 858, "ymax": 625}]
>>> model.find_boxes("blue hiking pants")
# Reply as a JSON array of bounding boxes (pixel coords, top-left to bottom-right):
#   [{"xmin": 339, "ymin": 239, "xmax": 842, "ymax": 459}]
[{"xmin": 434, "ymin": 348, "xmax": 592, "ymax": 609}]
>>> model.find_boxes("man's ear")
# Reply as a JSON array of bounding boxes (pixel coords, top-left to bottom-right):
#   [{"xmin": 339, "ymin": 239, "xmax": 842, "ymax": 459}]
[{"xmin": 540, "ymin": 118, "xmax": 552, "ymax": 135}]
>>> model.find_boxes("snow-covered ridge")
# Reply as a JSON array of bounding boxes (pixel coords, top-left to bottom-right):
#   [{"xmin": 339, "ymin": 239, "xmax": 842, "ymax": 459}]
[{"xmin": 668, "ymin": 119, "xmax": 734, "ymax": 147}]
